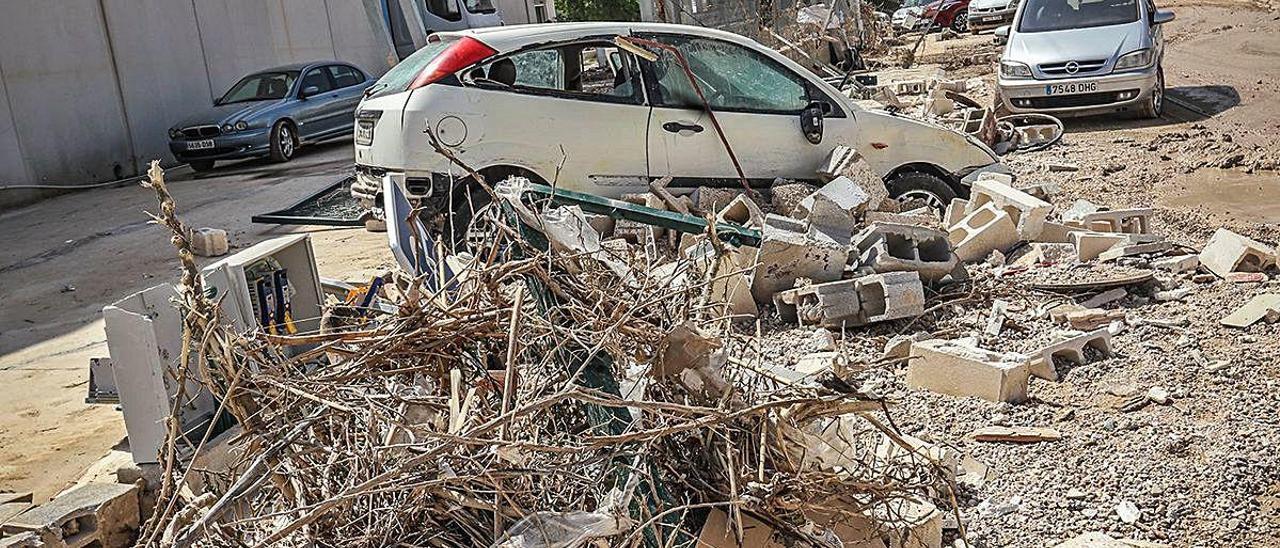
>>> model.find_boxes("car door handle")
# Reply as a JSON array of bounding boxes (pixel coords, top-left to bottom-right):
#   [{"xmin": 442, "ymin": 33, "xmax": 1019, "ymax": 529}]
[{"xmin": 663, "ymin": 121, "xmax": 704, "ymax": 134}]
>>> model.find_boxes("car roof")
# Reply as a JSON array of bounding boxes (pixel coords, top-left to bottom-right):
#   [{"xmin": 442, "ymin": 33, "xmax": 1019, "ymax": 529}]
[
  {"xmin": 252, "ymin": 61, "xmax": 350, "ymax": 74},
  {"xmin": 437, "ymin": 22, "xmax": 763, "ymax": 53}
]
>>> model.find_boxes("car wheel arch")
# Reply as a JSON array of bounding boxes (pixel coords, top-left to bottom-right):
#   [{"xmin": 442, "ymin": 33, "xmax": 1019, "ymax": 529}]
[{"xmin": 885, "ymin": 162, "xmax": 965, "ymax": 197}]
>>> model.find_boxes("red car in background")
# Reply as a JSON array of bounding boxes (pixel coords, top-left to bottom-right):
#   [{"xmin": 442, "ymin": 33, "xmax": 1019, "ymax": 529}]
[{"xmin": 919, "ymin": 0, "xmax": 970, "ymax": 32}]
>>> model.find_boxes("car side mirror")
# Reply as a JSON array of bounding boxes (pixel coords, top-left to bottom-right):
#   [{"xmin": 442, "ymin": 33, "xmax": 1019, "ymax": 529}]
[
  {"xmin": 994, "ymin": 25, "xmax": 1010, "ymax": 38},
  {"xmin": 300, "ymin": 85, "xmax": 320, "ymax": 99},
  {"xmin": 801, "ymin": 102, "xmax": 824, "ymax": 145},
  {"xmin": 1152, "ymin": 9, "xmax": 1174, "ymax": 24}
]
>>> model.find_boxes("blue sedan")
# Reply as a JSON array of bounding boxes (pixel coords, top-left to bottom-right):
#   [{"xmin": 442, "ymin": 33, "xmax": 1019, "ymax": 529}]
[{"xmin": 168, "ymin": 62, "xmax": 371, "ymax": 171}]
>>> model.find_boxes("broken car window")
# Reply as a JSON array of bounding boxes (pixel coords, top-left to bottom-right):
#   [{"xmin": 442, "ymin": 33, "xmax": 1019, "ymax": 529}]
[
  {"xmin": 647, "ymin": 35, "xmax": 808, "ymax": 113},
  {"xmin": 468, "ymin": 43, "xmax": 642, "ymax": 104}
]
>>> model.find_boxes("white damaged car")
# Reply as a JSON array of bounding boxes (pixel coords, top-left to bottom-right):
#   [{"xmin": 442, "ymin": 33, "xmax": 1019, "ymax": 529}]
[{"xmin": 351, "ymin": 22, "xmax": 1009, "ymax": 240}]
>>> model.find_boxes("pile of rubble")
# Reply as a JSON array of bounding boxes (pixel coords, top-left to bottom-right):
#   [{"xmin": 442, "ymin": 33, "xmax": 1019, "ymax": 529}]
[{"xmin": 5, "ymin": 148, "xmax": 1279, "ymax": 547}]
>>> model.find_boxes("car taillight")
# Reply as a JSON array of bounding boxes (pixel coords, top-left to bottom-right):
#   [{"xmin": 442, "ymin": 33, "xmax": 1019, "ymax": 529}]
[{"xmin": 410, "ymin": 36, "xmax": 497, "ymax": 89}]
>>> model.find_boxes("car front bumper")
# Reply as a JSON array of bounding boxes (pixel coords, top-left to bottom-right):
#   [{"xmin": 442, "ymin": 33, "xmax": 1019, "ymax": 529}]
[
  {"xmin": 168, "ymin": 129, "xmax": 272, "ymax": 162},
  {"xmin": 967, "ymin": 9, "xmax": 1014, "ymax": 29},
  {"xmin": 997, "ymin": 66, "xmax": 1158, "ymax": 117}
]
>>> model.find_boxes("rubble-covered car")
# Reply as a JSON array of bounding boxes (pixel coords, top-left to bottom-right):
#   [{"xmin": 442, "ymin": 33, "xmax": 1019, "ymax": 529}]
[
  {"xmin": 351, "ymin": 22, "xmax": 1009, "ymax": 240},
  {"xmin": 995, "ymin": 0, "xmax": 1173, "ymax": 118}
]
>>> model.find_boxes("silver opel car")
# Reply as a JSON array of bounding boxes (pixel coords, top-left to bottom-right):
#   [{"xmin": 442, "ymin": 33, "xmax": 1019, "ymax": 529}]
[{"xmin": 995, "ymin": 0, "xmax": 1174, "ymax": 118}]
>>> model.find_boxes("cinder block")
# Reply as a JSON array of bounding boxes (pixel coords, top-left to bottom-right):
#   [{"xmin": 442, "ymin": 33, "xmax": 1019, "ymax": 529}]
[
  {"xmin": 1037, "ymin": 220, "xmax": 1076, "ymax": 243},
  {"xmin": 715, "ymin": 194, "xmax": 764, "ymax": 227},
  {"xmin": 690, "ymin": 186, "xmax": 740, "ymax": 213},
  {"xmin": 852, "ymin": 222, "xmax": 958, "ymax": 282},
  {"xmin": 906, "ymin": 339, "xmax": 1030, "ymax": 403},
  {"xmin": 1064, "ymin": 307, "xmax": 1125, "ymax": 330},
  {"xmin": 770, "ymin": 180, "xmax": 819, "ymax": 217},
  {"xmin": 1010, "ymin": 242, "xmax": 1076, "ymax": 267},
  {"xmin": 774, "ymin": 271, "xmax": 924, "ymax": 328},
  {"xmin": 966, "ymin": 177, "xmax": 1053, "ymax": 240},
  {"xmin": 2, "ymin": 483, "xmax": 139, "ymax": 548},
  {"xmin": 943, "ymin": 198, "xmax": 968, "ymax": 229},
  {"xmin": 1097, "ymin": 241, "xmax": 1172, "ymax": 261},
  {"xmin": 1152, "ymin": 254, "xmax": 1199, "ymax": 273},
  {"xmin": 1079, "ymin": 208, "xmax": 1152, "ymax": 234},
  {"xmin": 190, "ymin": 227, "xmax": 229, "ymax": 257},
  {"xmin": 1198, "ymin": 228, "xmax": 1277, "ymax": 278},
  {"xmin": 947, "ymin": 203, "xmax": 1018, "ymax": 262},
  {"xmin": 864, "ymin": 210, "xmax": 936, "ymax": 226},
  {"xmin": 1071, "ymin": 231, "xmax": 1132, "ymax": 262},
  {"xmin": 1016, "ymin": 124, "xmax": 1058, "ymax": 146},
  {"xmin": 1026, "ymin": 328, "xmax": 1113, "ymax": 380},
  {"xmin": 817, "ymin": 145, "xmax": 858, "ymax": 180},
  {"xmin": 750, "ymin": 216, "xmax": 846, "ymax": 301}
]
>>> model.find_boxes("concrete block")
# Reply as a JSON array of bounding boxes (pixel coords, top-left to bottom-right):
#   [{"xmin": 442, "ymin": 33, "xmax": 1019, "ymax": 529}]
[
  {"xmin": 1098, "ymin": 241, "xmax": 1172, "ymax": 262},
  {"xmin": 1, "ymin": 483, "xmax": 139, "ymax": 548},
  {"xmin": 798, "ymin": 175, "xmax": 872, "ymax": 218},
  {"xmin": 690, "ymin": 186, "xmax": 740, "ymax": 213},
  {"xmin": 1079, "ymin": 208, "xmax": 1152, "ymax": 234},
  {"xmin": 1037, "ymin": 220, "xmax": 1076, "ymax": 243},
  {"xmin": 1026, "ymin": 328, "xmax": 1113, "ymax": 380},
  {"xmin": 966, "ymin": 177, "xmax": 1053, "ymax": 240},
  {"xmin": 817, "ymin": 145, "xmax": 858, "ymax": 180},
  {"xmin": 864, "ymin": 210, "xmax": 936, "ymax": 226},
  {"xmin": 1198, "ymin": 228, "xmax": 1277, "ymax": 278},
  {"xmin": 774, "ymin": 271, "xmax": 924, "ymax": 328},
  {"xmin": 1221, "ymin": 294, "xmax": 1280, "ymax": 328},
  {"xmin": 1016, "ymin": 124, "xmax": 1059, "ymax": 146},
  {"xmin": 750, "ymin": 216, "xmax": 846, "ymax": 301},
  {"xmin": 944, "ymin": 198, "xmax": 968, "ymax": 229},
  {"xmin": 1061, "ymin": 199, "xmax": 1101, "ymax": 222},
  {"xmin": 1010, "ymin": 242, "xmax": 1076, "ymax": 267},
  {"xmin": 715, "ymin": 194, "xmax": 763, "ymax": 227},
  {"xmin": 1151, "ymin": 254, "xmax": 1199, "ymax": 274},
  {"xmin": 906, "ymin": 338, "xmax": 1030, "ymax": 403},
  {"xmin": 613, "ymin": 218, "xmax": 663, "ymax": 243},
  {"xmin": 190, "ymin": 227, "xmax": 228, "ymax": 257},
  {"xmin": 852, "ymin": 222, "xmax": 958, "ymax": 282},
  {"xmin": 947, "ymin": 203, "xmax": 1018, "ymax": 262},
  {"xmin": 770, "ymin": 180, "xmax": 819, "ymax": 217},
  {"xmin": 1071, "ymin": 231, "xmax": 1132, "ymax": 262}
]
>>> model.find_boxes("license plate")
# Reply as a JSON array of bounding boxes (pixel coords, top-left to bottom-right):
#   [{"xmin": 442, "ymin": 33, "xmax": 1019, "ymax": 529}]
[
  {"xmin": 982, "ymin": 15, "xmax": 1003, "ymax": 21},
  {"xmin": 187, "ymin": 139, "xmax": 215, "ymax": 151},
  {"xmin": 355, "ymin": 121, "xmax": 374, "ymax": 146},
  {"xmin": 1045, "ymin": 82, "xmax": 1099, "ymax": 95}
]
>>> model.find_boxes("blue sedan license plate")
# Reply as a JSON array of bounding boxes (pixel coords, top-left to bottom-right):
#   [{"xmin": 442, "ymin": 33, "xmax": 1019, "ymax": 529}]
[
  {"xmin": 1045, "ymin": 82, "xmax": 1098, "ymax": 95},
  {"xmin": 187, "ymin": 139, "xmax": 215, "ymax": 151}
]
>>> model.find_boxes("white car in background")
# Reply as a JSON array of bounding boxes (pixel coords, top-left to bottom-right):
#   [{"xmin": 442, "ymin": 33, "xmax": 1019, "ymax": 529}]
[{"xmin": 352, "ymin": 22, "xmax": 1009, "ymax": 242}]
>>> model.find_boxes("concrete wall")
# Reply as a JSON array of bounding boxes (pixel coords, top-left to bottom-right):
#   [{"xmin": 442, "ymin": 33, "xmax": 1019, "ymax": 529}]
[
  {"xmin": 0, "ymin": 0, "xmax": 398, "ymax": 209},
  {"xmin": 495, "ymin": 0, "xmax": 557, "ymax": 24}
]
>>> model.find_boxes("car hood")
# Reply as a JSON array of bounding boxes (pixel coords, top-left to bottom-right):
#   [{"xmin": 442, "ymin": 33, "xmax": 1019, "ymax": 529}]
[
  {"xmin": 171, "ymin": 100, "xmax": 281, "ymax": 129},
  {"xmin": 1006, "ymin": 21, "xmax": 1146, "ymax": 65}
]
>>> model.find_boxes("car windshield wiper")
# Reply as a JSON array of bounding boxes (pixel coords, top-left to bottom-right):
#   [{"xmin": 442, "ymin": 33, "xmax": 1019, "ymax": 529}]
[{"xmin": 363, "ymin": 83, "xmax": 389, "ymax": 98}]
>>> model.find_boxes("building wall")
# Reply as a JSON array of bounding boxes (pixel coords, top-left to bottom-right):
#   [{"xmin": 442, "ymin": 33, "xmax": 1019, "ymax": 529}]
[
  {"xmin": 0, "ymin": 0, "xmax": 399, "ymax": 209},
  {"xmin": 495, "ymin": 0, "xmax": 556, "ymax": 24}
]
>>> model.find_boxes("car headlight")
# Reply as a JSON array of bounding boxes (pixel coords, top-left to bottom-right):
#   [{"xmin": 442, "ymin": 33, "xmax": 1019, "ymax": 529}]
[
  {"xmin": 235, "ymin": 121, "xmax": 248, "ymax": 131},
  {"xmin": 1000, "ymin": 60, "xmax": 1032, "ymax": 79},
  {"xmin": 1114, "ymin": 49, "xmax": 1153, "ymax": 71},
  {"xmin": 168, "ymin": 129, "xmax": 181, "ymax": 139},
  {"xmin": 221, "ymin": 123, "xmax": 234, "ymax": 133}
]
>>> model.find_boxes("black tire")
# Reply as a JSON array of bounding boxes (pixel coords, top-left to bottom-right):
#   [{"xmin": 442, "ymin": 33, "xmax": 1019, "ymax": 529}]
[
  {"xmin": 1137, "ymin": 66, "xmax": 1164, "ymax": 119},
  {"xmin": 951, "ymin": 10, "xmax": 969, "ymax": 33},
  {"xmin": 886, "ymin": 171, "xmax": 958, "ymax": 215},
  {"xmin": 189, "ymin": 160, "xmax": 215, "ymax": 172},
  {"xmin": 268, "ymin": 120, "xmax": 297, "ymax": 163}
]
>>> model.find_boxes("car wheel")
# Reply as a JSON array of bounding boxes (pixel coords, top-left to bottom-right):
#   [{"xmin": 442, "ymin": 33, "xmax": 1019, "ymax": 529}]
[
  {"xmin": 189, "ymin": 160, "xmax": 215, "ymax": 172},
  {"xmin": 886, "ymin": 171, "xmax": 957, "ymax": 216},
  {"xmin": 951, "ymin": 11, "xmax": 969, "ymax": 33},
  {"xmin": 269, "ymin": 121, "xmax": 296, "ymax": 163},
  {"xmin": 1138, "ymin": 66, "xmax": 1165, "ymax": 119}
]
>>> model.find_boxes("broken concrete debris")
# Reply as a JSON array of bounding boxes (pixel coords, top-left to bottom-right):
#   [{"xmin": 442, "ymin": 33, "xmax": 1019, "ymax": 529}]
[
  {"xmin": 0, "ymin": 483, "xmax": 139, "ymax": 548},
  {"xmin": 971, "ymin": 426, "xmax": 1063, "ymax": 443},
  {"xmin": 967, "ymin": 174, "xmax": 1053, "ymax": 241},
  {"xmin": 947, "ymin": 202, "xmax": 1018, "ymax": 262},
  {"xmin": 906, "ymin": 338, "xmax": 1030, "ymax": 403},
  {"xmin": 1198, "ymin": 228, "xmax": 1277, "ymax": 277},
  {"xmin": 1221, "ymin": 294, "xmax": 1280, "ymax": 328},
  {"xmin": 1026, "ymin": 328, "xmax": 1113, "ymax": 381},
  {"xmin": 190, "ymin": 227, "xmax": 228, "ymax": 257},
  {"xmin": 851, "ymin": 222, "xmax": 959, "ymax": 282},
  {"xmin": 751, "ymin": 214, "xmax": 846, "ymax": 301},
  {"xmin": 775, "ymin": 271, "xmax": 925, "ymax": 328}
]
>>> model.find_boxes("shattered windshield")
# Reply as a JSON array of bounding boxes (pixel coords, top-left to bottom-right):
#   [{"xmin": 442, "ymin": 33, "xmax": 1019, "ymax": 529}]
[
  {"xmin": 219, "ymin": 71, "xmax": 299, "ymax": 104},
  {"xmin": 1018, "ymin": 0, "xmax": 1139, "ymax": 32}
]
